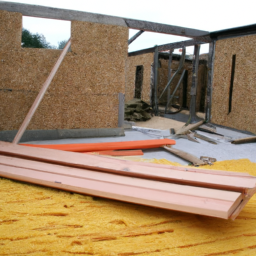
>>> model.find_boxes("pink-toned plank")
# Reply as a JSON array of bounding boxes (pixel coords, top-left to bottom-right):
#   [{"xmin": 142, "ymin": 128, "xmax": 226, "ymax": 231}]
[
  {"xmin": 0, "ymin": 155, "xmax": 243, "ymax": 219},
  {"xmin": 0, "ymin": 141, "xmax": 255, "ymax": 192},
  {"xmin": 12, "ymin": 39, "xmax": 71, "ymax": 144}
]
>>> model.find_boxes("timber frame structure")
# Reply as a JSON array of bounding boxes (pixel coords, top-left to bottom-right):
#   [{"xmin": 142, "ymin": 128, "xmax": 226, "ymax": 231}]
[{"xmin": 1, "ymin": 2, "xmax": 256, "ymax": 136}]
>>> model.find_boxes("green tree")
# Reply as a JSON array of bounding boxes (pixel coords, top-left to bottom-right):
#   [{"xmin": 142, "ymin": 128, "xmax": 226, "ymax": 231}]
[
  {"xmin": 58, "ymin": 40, "xmax": 68, "ymax": 49},
  {"xmin": 21, "ymin": 28, "xmax": 54, "ymax": 49}
]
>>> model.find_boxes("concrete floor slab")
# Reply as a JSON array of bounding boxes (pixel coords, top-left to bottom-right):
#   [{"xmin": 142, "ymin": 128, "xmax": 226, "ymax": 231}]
[{"xmin": 27, "ymin": 126, "xmax": 256, "ymax": 165}]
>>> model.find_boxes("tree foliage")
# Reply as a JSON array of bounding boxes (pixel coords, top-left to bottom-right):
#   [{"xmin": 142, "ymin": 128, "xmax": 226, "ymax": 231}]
[
  {"xmin": 58, "ymin": 40, "xmax": 68, "ymax": 49},
  {"xmin": 21, "ymin": 28, "xmax": 54, "ymax": 49}
]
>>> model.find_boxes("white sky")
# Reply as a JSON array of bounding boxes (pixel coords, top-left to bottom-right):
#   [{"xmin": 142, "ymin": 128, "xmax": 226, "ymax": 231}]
[{"xmin": 3, "ymin": 0, "xmax": 256, "ymax": 53}]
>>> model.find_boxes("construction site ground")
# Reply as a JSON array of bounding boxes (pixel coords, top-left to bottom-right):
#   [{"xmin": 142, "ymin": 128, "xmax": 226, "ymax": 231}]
[{"xmin": 1, "ymin": 115, "xmax": 256, "ymax": 255}]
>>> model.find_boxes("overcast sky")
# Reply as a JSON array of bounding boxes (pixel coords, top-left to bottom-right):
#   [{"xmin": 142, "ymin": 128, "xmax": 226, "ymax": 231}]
[{"xmin": 3, "ymin": 0, "xmax": 256, "ymax": 54}]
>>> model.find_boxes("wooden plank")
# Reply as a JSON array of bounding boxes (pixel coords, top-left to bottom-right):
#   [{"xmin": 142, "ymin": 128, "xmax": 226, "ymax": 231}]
[
  {"xmin": 87, "ymin": 150, "xmax": 144, "ymax": 156},
  {"xmin": 0, "ymin": 155, "xmax": 244, "ymax": 219},
  {"xmin": 0, "ymin": 142, "xmax": 255, "ymax": 192},
  {"xmin": 22, "ymin": 139, "xmax": 176, "ymax": 152},
  {"xmin": 128, "ymin": 30, "xmax": 144, "ymax": 45},
  {"xmin": 153, "ymin": 46, "xmax": 159, "ymax": 116},
  {"xmin": 187, "ymin": 44, "xmax": 200, "ymax": 124},
  {"xmin": 124, "ymin": 19, "xmax": 209, "ymax": 38},
  {"xmin": 0, "ymin": 2, "xmax": 210, "ymax": 38},
  {"xmin": 0, "ymin": 1, "xmax": 127, "ymax": 27},
  {"xmin": 0, "ymin": 1, "xmax": 210, "ymax": 38},
  {"xmin": 210, "ymin": 23, "xmax": 256, "ymax": 40},
  {"xmin": 205, "ymin": 42, "xmax": 216, "ymax": 122},
  {"xmin": 231, "ymin": 136, "xmax": 256, "ymax": 144},
  {"xmin": 12, "ymin": 39, "xmax": 71, "ymax": 144},
  {"xmin": 128, "ymin": 39, "xmax": 209, "ymax": 57}
]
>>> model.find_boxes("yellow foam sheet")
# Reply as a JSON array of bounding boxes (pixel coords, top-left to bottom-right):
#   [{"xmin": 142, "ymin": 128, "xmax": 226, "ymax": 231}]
[{"xmin": 0, "ymin": 159, "xmax": 256, "ymax": 255}]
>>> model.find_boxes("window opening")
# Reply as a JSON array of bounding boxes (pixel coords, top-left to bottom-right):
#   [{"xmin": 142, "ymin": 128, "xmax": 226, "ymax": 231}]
[
  {"xmin": 134, "ymin": 65, "xmax": 144, "ymax": 99},
  {"xmin": 22, "ymin": 16, "xmax": 71, "ymax": 49},
  {"xmin": 228, "ymin": 54, "xmax": 236, "ymax": 114}
]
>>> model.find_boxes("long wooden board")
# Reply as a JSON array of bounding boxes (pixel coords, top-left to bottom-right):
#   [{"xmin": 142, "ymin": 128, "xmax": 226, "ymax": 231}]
[
  {"xmin": 0, "ymin": 142, "xmax": 255, "ymax": 194},
  {"xmin": 0, "ymin": 155, "xmax": 244, "ymax": 219},
  {"xmin": 22, "ymin": 139, "xmax": 176, "ymax": 152}
]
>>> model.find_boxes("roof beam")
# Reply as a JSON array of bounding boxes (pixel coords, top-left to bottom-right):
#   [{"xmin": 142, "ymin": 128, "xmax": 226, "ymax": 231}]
[
  {"xmin": 0, "ymin": 1, "xmax": 209, "ymax": 38},
  {"xmin": 128, "ymin": 39, "xmax": 208, "ymax": 57},
  {"xmin": 124, "ymin": 19, "xmax": 209, "ymax": 38},
  {"xmin": 210, "ymin": 23, "xmax": 256, "ymax": 40}
]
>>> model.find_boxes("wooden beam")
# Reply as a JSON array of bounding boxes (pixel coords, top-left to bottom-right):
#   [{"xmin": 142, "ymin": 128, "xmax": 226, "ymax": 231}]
[
  {"xmin": 0, "ymin": 1, "xmax": 127, "ymax": 27},
  {"xmin": 124, "ymin": 19, "xmax": 209, "ymax": 38},
  {"xmin": 205, "ymin": 41, "xmax": 216, "ymax": 122},
  {"xmin": 128, "ymin": 30, "xmax": 144, "ymax": 45},
  {"xmin": 0, "ymin": 1, "xmax": 210, "ymax": 38},
  {"xmin": 0, "ymin": 142, "xmax": 255, "ymax": 193},
  {"xmin": 187, "ymin": 44, "xmax": 201, "ymax": 124},
  {"xmin": 210, "ymin": 23, "xmax": 256, "ymax": 40},
  {"xmin": 12, "ymin": 39, "xmax": 71, "ymax": 144},
  {"xmin": 0, "ymin": 154, "xmax": 247, "ymax": 219},
  {"xmin": 128, "ymin": 39, "xmax": 208, "ymax": 57}
]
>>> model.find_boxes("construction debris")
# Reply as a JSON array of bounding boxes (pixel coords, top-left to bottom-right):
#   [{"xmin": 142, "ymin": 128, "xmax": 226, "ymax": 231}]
[
  {"xmin": 231, "ymin": 136, "xmax": 256, "ymax": 144},
  {"xmin": 125, "ymin": 99, "xmax": 152, "ymax": 121}
]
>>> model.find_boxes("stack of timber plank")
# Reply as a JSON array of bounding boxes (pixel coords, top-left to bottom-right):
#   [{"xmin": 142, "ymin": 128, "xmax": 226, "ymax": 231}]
[{"xmin": 0, "ymin": 141, "xmax": 255, "ymax": 220}]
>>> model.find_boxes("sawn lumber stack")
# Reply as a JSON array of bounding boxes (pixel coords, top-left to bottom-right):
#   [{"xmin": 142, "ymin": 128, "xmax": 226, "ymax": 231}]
[{"xmin": 0, "ymin": 141, "xmax": 256, "ymax": 220}]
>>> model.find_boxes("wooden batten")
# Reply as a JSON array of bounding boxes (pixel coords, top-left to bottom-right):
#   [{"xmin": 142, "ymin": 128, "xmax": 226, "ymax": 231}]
[
  {"xmin": 0, "ymin": 155, "xmax": 244, "ymax": 219},
  {"xmin": 0, "ymin": 142, "xmax": 255, "ymax": 193},
  {"xmin": 0, "ymin": 141, "xmax": 256, "ymax": 220}
]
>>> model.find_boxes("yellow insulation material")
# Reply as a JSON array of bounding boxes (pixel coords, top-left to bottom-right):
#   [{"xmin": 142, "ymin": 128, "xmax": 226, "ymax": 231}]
[{"xmin": 1, "ymin": 159, "xmax": 256, "ymax": 255}]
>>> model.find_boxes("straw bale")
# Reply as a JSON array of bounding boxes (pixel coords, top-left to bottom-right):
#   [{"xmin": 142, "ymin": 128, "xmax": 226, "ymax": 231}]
[
  {"xmin": 125, "ymin": 53, "xmax": 154, "ymax": 103},
  {"xmin": 0, "ymin": 10, "xmax": 21, "ymax": 50},
  {"xmin": 212, "ymin": 35, "xmax": 256, "ymax": 134},
  {"xmin": 0, "ymin": 10, "xmax": 128, "ymax": 131}
]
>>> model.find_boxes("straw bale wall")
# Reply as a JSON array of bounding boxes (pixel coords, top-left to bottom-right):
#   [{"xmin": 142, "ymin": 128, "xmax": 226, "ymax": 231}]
[
  {"xmin": 212, "ymin": 35, "xmax": 256, "ymax": 134},
  {"xmin": 0, "ymin": 10, "xmax": 128, "ymax": 131},
  {"xmin": 125, "ymin": 53, "xmax": 153, "ymax": 103}
]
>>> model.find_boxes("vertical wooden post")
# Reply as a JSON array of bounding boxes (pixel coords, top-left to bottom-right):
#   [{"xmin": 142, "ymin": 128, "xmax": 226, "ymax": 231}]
[
  {"xmin": 167, "ymin": 49, "xmax": 174, "ymax": 104},
  {"xmin": 153, "ymin": 46, "xmax": 159, "ymax": 116},
  {"xmin": 187, "ymin": 44, "xmax": 200, "ymax": 124},
  {"xmin": 205, "ymin": 41, "xmax": 216, "ymax": 122},
  {"xmin": 118, "ymin": 93, "xmax": 125, "ymax": 127},
  {"xmin": 12, "ymin": 39, "xmax": 71, "ymax": 144},
  {"xmin": 182, "ymin": 70, "xmax": 188, "ymax": 109}
]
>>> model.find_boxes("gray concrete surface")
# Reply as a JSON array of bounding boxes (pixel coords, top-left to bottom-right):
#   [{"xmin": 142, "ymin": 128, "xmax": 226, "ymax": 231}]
[{"xmin": 27, "ymin": 126, "xmax": 256, "ymax": 165}]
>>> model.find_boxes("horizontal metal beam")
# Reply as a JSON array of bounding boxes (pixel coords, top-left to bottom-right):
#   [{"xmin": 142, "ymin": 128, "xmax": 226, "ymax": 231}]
[
  {"xmin": 0, "ymin": 1, "xmax": 210, "ymax": 38},
  {"xmin": 128, "ymin": 39, "xmax": 208, "ymax": 57}
]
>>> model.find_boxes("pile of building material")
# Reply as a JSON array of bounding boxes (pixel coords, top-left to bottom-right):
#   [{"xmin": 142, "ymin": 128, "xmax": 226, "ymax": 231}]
[
  {"xmin": 125, "ymin": 99, "xmax": 152, "ymax": 121},
  {"xmin": 0, "ymin": 141, "xmax": 256, "ymax": 220}
]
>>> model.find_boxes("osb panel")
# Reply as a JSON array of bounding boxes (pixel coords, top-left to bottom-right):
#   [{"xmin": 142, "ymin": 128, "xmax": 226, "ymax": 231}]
[
  {"xmin": 125, "ymin": 53, "xmax": 153, "ymax": 103},
  {"xmin": 0, "ymin": 10, "xmax": 128, "ymax": 131},
  {"xmin": 0, "ymin": 91, "xmax": 119, "ymax": 130},
  {"xmin": 0, "ymin": 10, "xmax": 21, "ymax": 50},
  {"xmin": 71, "ymin": 20, "xmax": 128, "ymax": 59},
  {"xmin": 158, "ymin": 59, "xmax": 207, "ymax": 112},
  {"xmin": 212, "ymin": 35, "xmax": 256, "ymax": 134}
]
